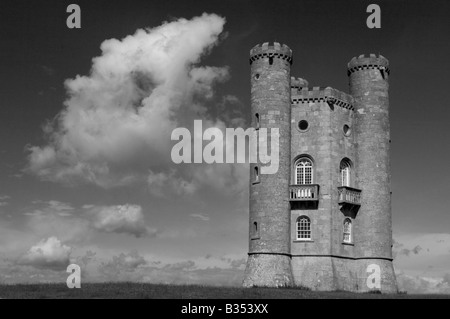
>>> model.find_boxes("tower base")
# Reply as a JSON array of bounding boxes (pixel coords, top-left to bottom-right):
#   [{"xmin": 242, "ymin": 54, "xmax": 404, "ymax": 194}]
[
  {"xmin": 356, "ymin": 259, "xmax": 398, "ymax": 294},
  {"xmin": 289, "ymin": 256, "xmax": 398, "ymax": 293},
  {"xmin": 243, "ymin": 254, "xmax": 293, "ymax": 288}
]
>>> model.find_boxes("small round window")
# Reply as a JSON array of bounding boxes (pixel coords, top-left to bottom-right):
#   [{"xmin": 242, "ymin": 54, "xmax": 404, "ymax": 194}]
[
  {"xmin": 298, "ymin": 120, "xmax": 309, "ymax": 132},
  {"xmin": 343, "ymin": 124, "xmax": 351, "ymax": 136},
  {"xmin": 254, "ymin": 74, "xmax": 260, "ymax": 80}
]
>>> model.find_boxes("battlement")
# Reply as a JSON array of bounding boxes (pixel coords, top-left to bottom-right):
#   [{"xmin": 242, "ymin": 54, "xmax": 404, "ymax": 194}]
[
  {"xmin": 292, "ymin": 87, "xmax": 355, "ymax": 110},
  {"xmin": 291, "ymin": 77, "xmax": 309, "ymax": 89},
  {"xmin": 250, "ymin": 42, "xmax": 293, "ymax": 65},
  {"xmin": 347, "ymin": 54, "xmax": 390, "ymax": 76}
]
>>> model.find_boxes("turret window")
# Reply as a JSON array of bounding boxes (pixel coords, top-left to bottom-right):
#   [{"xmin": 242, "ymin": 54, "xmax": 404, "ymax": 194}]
[
  {"xmin": 253, "ymin": 166, "xmax": 260, "ymax": 184},
  {"xmin": 252, "ymin": 221, "xmax": 260, "ymax": 239},
  {"xmin": 343, "ymin": 218, "xmax": 352, "ymax": 243},
  {"xmin": 295, "ymin": 158, "xmax": 313, "ymax": 185},
  {"xmin": 296, "ymin": 216, "xmax": 311, "ymax": 240},
  {"xmin": 340, "ymin": 158, "xmax": 352, "ymax": 187}
]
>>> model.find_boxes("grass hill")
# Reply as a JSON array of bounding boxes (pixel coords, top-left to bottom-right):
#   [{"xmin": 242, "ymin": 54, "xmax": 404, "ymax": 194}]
[{"xmin": 0, "ymin": 283, "xmax": 449, "ymax": 299}]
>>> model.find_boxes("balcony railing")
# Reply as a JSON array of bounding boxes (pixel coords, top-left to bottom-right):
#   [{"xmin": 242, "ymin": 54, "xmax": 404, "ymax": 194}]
[
  {"xmin": 338, "ymin": 186, "xmax": 362, "ymax": 206},
  {"xmin": 289, "ymin": 184, "xmax": 319, "ymax": 201}
]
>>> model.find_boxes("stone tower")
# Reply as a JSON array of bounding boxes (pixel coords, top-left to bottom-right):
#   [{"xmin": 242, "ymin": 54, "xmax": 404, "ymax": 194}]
[
  {"xmin": 348, "ymin": 55, "xmax": 397, "ymax": 293},
  {"xmin": 243, "ymin": 43, "xmax": 294, "ymax": 287},
  {"xmin": 243, "ymin": 43, "xmax": 398, "ymax": 293}
]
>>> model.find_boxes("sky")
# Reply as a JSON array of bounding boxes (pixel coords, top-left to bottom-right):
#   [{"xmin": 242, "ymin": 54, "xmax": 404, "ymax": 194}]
[{"xmin": 0, "ymin": 0, "xmax": 450, "ymax": 294}]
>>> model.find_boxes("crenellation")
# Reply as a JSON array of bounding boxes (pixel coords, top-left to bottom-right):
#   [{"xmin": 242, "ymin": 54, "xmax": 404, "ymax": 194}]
[
  {"xmin": 291, "ymin": 87, "xmax": 355, "ymax": 110},
  {"xmin": 250, "ymin": 42, "xmax": 293, "ymax": 65},
  {"xmin": 347, "ymin": 53, "xmax": 390, "ymax": 76}
]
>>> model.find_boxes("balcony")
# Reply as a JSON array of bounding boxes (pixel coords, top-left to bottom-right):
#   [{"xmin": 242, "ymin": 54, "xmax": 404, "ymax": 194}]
[
  {"xmin": 289, "ymin": 184, "xmax": 319, "ymax": 202},
  {"xmin": 338, "ymin": 186, "xmax": 362, "ymax": 207}
]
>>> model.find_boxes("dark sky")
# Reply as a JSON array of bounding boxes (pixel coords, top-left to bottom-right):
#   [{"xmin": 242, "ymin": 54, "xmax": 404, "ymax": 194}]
[
  {"xmin": 0, "ymin": 0, "xmax": 449, "ymax": 289},
  {"xmin": 2, "ymin": 0, "xmax": 450, "ymax": 230}
]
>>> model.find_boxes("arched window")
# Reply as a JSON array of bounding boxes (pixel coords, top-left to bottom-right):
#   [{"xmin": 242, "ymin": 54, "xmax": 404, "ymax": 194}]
[
  {"xmin": 340, "ymin": 159, "xmax": 352, "ymax": 187},
  {"xmin": 343, "ymin": 218, "xmax": 352, "ymax": 243},
  {"xmin": 296, "ymin": 216, "xmax": 311, "ymax": 240},
  {"xmin": 295, "ymin": 158, "xmax": 313, "ymax": 185}
]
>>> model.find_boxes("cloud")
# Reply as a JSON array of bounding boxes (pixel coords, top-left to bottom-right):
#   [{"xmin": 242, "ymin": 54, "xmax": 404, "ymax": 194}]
[
  {"xmin": 394, "ymin": 233, "xmax": 450, "ymax": 293},
  {"xmin": 396, "ymin": 271, "xmax": 450, "ymax": 294},
  {"xmin": 40, "ymin": 65, "xmax": 55, "ymax": 76},
  {"xmin": 393, "ymin": 238, "xmax": 424, "ymax": 258},
  {"xmin": 96, "ymin": 254, "xmax": 245, "ymax": 286},
  {"xmin": 88, "ymin": 204, "xmax": 156, "ymax": 238},
  {"xmin": 0, "ymin": 195, "xmax": 10, "ymax": 207},
  {"xmin": 147, "ymin": 170, "xmax": 197, "ymax": 197},
  {"xmin": 27, "ymin": 13, "xmax": 228, "ymax": 188},
  {"xmin": 76, "ymin": 250, "xmax": 97, "ymax": 268},
  {"xmin": 411, "ymin": 245, "xmax": 423, "ymax": 255},
  {"xmin": 141, "ymin": 257, "xmax": 245, "ymax": 286},
  {"xmin": 98, "ymin": 251, "xmax": 147, "ymax": 280},
  {"xmin": 18, "ymin": 237, "xmax": 72, "ymax": 271},
  {"xmin": 25, "ymin": 200, "xmax": 75, "ymax": 217},
  {"xmin": 189, "ymin": 213, "xmax": 210, "ymax": 222},
  {"xmin": 25, "ymin": 203, "xmax": 91, "ymax": 244},
  {"xmin": 21, "ymin": 201, "xmax": 153, "ymax": 242}
]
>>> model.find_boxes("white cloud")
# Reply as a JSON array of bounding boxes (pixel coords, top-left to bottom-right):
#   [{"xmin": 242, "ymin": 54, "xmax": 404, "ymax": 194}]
[
  {"xmin": 27, "ymin": 13, "xmax": 228, "ymax": 188},
  {"xmin": 88, "ymin": 204, "xmax": 155, "ymax": 238},
  {"xmin": 18, "ymin": 237, "xmax": 72, "ymax": 271}
]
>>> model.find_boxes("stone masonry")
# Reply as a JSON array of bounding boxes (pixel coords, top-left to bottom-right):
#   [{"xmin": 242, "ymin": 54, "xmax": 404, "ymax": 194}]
[{"xmin": 243, "ymin": 42, "xmax": 398, "ymax": 293}]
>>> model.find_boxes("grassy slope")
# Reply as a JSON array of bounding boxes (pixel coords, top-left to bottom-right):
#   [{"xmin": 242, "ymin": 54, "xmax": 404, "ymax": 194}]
[{"xmin": 0, "ymin": 283, "xmax": 449, "ymax": 299}]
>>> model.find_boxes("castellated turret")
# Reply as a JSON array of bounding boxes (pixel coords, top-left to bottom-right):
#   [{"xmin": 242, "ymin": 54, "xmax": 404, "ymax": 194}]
[
  {"xmin": 243, "ymin": 42, "xmax": 294, "ymax": 287},
  {"xmin": 349, "ymin": 54, "xmax": 398, "ymax": 293},
  {"xmin": 243, "ymin": 44, "xmax": 398, "ymax": 293}
]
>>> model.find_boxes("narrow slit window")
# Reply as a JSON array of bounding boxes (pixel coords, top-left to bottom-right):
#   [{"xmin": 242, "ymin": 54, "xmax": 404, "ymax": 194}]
[
  {"xmin": 343, "ymin": 218, "xmax": 352, "ymax": 243},
  {"xmin": 254, "ymin": 166, "xmax": 260, "ymax": 183},
  {"xmin": 255, "ymin": 113, "xmax": 260, "ymax": 130}
]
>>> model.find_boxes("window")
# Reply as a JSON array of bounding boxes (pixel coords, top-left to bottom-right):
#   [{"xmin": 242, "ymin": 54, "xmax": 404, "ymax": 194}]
[
  {"xmin": 296, "ymin": 216, "xmax": 311, "ymax": 240},
  {"xmin": 295, "ymin": 158, "xmax": 313, "ymax": 185},
  {"xmin": 343, "ymin": 218, "xmax": 352, "ymax": 243},
  {"xmin": 253, "ymin": 166, "xmax": 260, "ymax": 183},
  {"xmin": 255, "ymin": 113, "xmax": 260, "ymax": 130},
  {"xmin": 343, "ymin": 124, "xmax": 351, "ymax": 136},
  {"xmin": 252, "ymin": 222, "xmax": 259, "ymax": 239},
  {"xmin": 340, "ymin": 159, "xmax": 352, "ymax": 187},
  {"xmin": 298, "ymin": 120, "xmax": 309, "ymax": 132}
]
